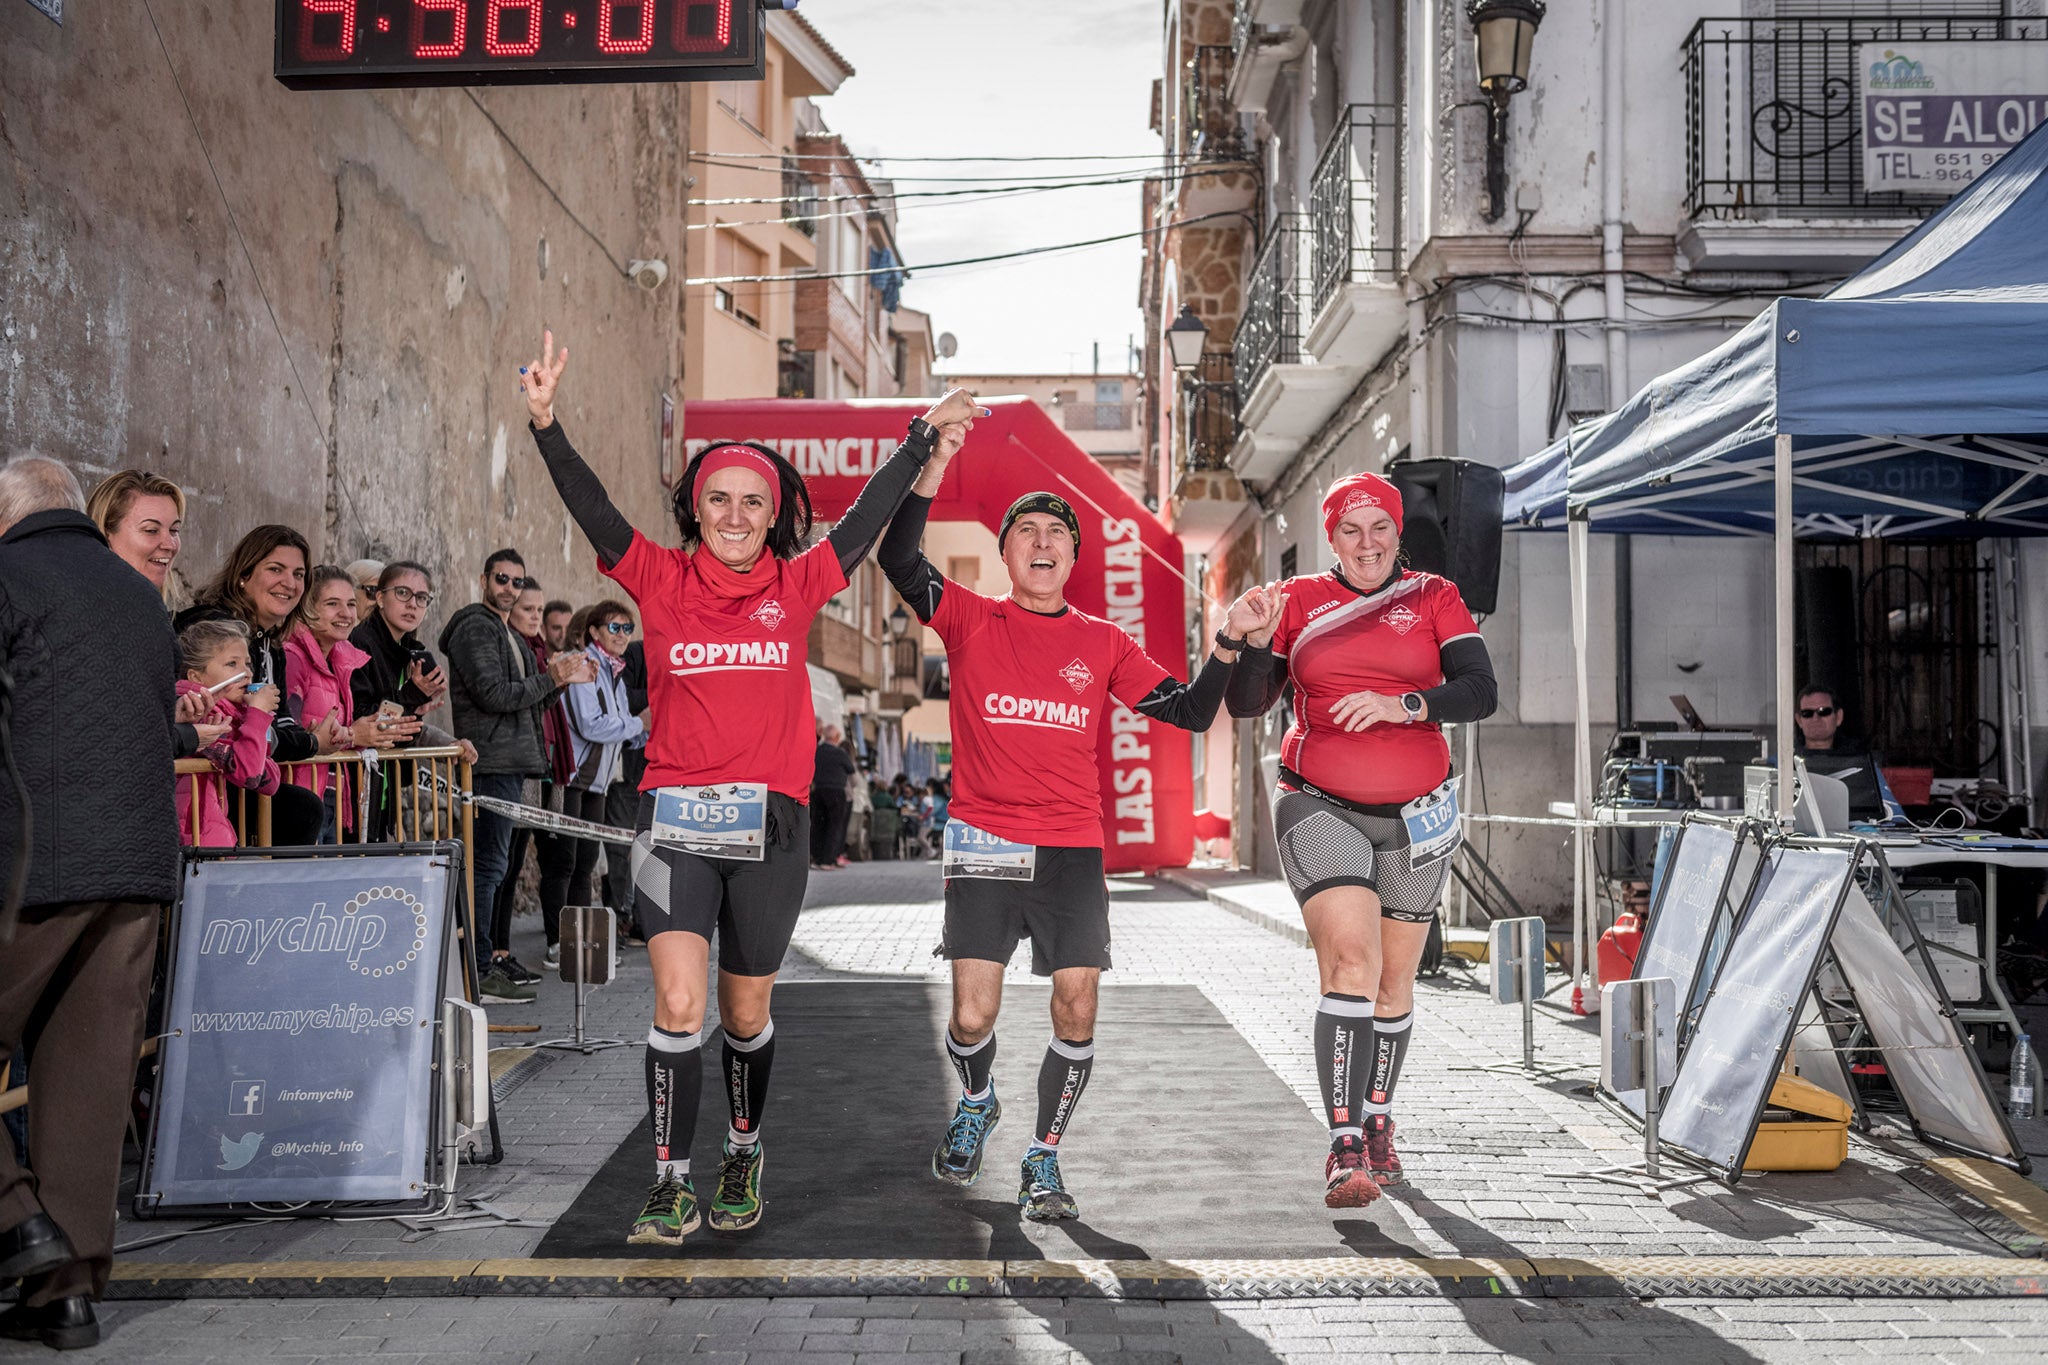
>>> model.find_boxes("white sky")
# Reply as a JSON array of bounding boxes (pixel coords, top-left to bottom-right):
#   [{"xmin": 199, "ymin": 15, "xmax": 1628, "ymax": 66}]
[{"xmin": 801, "ymin": 0, "xmax": 1162, "ymax": 376}]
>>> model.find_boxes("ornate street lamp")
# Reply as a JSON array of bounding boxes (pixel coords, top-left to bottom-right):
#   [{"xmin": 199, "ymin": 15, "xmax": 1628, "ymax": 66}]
[
  {"xmin": 1166, "ymin": 304, "xmax": 1210, "ymax": 371},
  {"xmin": 1466, "ymin": 0, "xmax": 1545, "ymax": 223}
]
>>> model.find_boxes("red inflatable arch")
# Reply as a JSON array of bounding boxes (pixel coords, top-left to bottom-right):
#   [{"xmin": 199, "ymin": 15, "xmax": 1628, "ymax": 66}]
[{"xmin": 684, "ymin": 398, "xmax": 1193, "ymax": 873}]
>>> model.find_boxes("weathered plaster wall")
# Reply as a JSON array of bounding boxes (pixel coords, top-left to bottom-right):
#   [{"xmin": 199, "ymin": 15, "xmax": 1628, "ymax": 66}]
[{"xmin": 1, "ymin": 2, "xmax": 688, "ymax": 618}]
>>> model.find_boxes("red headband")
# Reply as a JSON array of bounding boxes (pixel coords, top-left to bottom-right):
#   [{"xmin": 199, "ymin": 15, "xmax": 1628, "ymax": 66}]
[
  {"xmin": 1322, "ymin": 472, "xmax": 1403, "ymax": 541},
  {"xmin": 692, "ymin": 444, "xmax": 782, "ymax": 515}
]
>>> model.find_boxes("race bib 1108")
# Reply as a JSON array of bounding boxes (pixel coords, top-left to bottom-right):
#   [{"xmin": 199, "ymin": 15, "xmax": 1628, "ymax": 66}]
[{"xmin": 942, "ymin": 820, "xmax": 1036, "ymax": 881}]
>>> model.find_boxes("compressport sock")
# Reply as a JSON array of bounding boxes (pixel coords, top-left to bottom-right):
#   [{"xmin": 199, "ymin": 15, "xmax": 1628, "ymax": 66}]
[
  {"xmin": 947, "ymin": 1028, "xmax": 997, "ymax": 1101},
  {"xmin": 1366, "ymin": 1010, "xmax": 1413, "ymax": 1133},
  {"xmin": 723, "ymin": 1019, "xmax": 776, "ymax": 1149},
  {"xmin": 646, "ymin": 1025, "xmax": 702, "ymax": 1179},
  {"xmin": 1027, "ymin": 1036, "xmax": 1094, "ymax": 1153},
  {"xmin": 1315, "ymin": 993, "xmax": 1373, "ymax": 1143}
]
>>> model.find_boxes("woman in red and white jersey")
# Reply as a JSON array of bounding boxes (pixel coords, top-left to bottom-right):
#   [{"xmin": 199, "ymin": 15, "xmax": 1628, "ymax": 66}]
[
  {"xmin": 1226, "ymin": 471, "xmax": 1496, "ymax": 1208},
  {"xmin": 520, "ymin": 331, "xmax": 979, "ymax": 1247}
]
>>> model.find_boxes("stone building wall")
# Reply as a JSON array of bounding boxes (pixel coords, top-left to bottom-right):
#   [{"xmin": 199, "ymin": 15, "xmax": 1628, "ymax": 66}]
[{"xmin": 1, "ymin": 2, "xmax": 689, "ymax": 618}]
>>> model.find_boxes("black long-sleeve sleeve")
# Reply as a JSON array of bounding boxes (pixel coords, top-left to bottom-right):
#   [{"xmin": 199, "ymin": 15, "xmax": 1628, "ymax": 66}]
[
  {"xmin": 879, "ymin": 492, "xmax": 946, "ymax": 622},
  {"xmin": 1132, "ymin": 653, "xmax": 1233, "ymax": 732},
  {"xmin": 825, "ymin": 426, "xmax": 933, "ymax": 575},
  {"xmin": 1422, "ymin": 635, "xmax": 1497, "ymax": 723},
  {"xmin": 531, "ymin": 420, "xmax": 635, "ymax": 568},
  {"xmin": 1226, "ymin": 645, "xmax": 1289, "ymax": 718}
]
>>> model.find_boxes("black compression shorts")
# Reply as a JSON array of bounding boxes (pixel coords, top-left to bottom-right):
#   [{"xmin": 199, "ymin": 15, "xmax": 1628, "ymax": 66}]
[
  {"xmin": 1272, "ymin": 787, "xmax": 1456, "ymax": 921},
  {"xmin": 941, "ymin": 845, "xmax": 1112, "ymax": 976},
  {"xmin": 629, "ymin": 788, "xmax": 811, "ymax": 977}
]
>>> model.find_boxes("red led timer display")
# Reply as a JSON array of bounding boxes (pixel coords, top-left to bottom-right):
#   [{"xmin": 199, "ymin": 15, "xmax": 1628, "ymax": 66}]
[{"xmin": 275, "ymin": 0, "xmax": 758, "ymax": 88}]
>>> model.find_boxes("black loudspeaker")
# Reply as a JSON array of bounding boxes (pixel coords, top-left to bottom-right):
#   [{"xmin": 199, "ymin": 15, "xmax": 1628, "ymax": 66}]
[
  {"xmin": 1795, "ymin": 565, "xmax": 1858, "ymax": 720},
  {"xmin": 1387, "ymin": 459, "xmax": 1505, "ymax": 615}
]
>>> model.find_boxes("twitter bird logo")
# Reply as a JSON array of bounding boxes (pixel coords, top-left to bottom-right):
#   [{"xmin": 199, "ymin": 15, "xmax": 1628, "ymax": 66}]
[{"xmin": 217, "ymin": 1131, "xmax": 264, "ymax": 1171}]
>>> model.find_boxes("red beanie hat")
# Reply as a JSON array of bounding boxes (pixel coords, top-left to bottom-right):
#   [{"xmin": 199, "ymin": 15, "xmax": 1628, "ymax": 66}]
[{"xmin": 1322, "ymin": 472, "xmax": 1403, "ymax": 541}]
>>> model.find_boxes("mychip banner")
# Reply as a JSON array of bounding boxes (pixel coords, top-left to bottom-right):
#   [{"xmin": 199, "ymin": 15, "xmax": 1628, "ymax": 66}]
[
  {"xmin": 142, "ymin": 851, "xmax": 455, "ymax": 1211},
  {"xmin": 1860, "ymin": 42, "xmax": 2048, "ymax": 192}
]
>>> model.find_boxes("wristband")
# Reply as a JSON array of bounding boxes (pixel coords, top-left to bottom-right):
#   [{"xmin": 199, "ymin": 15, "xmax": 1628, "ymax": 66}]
[{"xmin": 1214, "ymin": 629, "xmax": 1249, "ymax": 653}]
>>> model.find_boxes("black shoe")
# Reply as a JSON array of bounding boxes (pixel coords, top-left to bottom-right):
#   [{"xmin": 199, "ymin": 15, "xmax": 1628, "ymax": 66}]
[
  {"xmin": 0, "ymin": 1296, "xmax": 99, "ymax": 1351},
  {"xmin": 0, "ymin": 1213, "xmax": 72, "ymax": 1284},
  {"xmin": 501, "ymin": 955, "xmax": 543, "ymax": 985}
]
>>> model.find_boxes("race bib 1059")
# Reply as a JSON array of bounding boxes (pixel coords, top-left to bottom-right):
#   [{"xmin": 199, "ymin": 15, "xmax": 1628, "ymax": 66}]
[{"xmin": 652, "ymin": 783, "xmax": 768, "ymax": 862}]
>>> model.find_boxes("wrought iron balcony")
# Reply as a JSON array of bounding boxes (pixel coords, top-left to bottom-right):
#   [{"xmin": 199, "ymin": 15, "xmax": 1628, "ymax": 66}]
[
  {"xmin": 1181, "ymin": 352, "xmax": 1239, "ymax": 476},
  {"xmin": 1184, "ymin": 44, "xmax": 1247, "ymax": 162},
  {"xmin": 1233, "ymin": 213, "xmax": 1309, "ymax": 401},
  {"xmin": 1310, "ymin": 104, "xmax": 1401, "ymax": 318},
  {"xmin": 1684, "ymin": 14, "xmax": 2048, "ymax": 220},
  {"xmin": 1231, "ymin": 0, "xmax": 1255, "ymax": 62},
  {"xmin": 1061, "ymin": 402, "xmax": 1136, "ymax": 433},
  {"xmin": 782, "ymin": 156, "xmax": 818, "ymax": 237}
]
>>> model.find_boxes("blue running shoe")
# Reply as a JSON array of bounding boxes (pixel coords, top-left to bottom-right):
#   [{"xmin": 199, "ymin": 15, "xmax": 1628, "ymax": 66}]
[
  {"xmin": 931, "ymin": 1095, "xmax": 1002, "ymax": 1185},
  {"xmin": 1017, "ymin": 1149, "xmax": 1078, "ymax": 1222}
]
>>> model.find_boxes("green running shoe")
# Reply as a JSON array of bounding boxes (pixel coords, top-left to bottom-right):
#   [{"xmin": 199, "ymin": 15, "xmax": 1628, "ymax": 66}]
[
  {"xmin": 931, "ymin": 1095, "xmax": 1002, "ymax": 1186},
  {"xmin": 708, "ymin": 1139, "xmax": 765, "ymax": 1231},
  {"xmin": 1017, "ymin": 1148, "xmax": 1078, "ymax": 1222},
  {"xmin": 626, "ymin": 1172, "xmax": 698, "ymax": 1246}
]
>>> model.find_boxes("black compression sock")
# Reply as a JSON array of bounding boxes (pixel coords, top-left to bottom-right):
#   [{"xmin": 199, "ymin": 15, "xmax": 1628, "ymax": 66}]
[
  {"xmin": 1315, "ymin": 993, "xmax": 1372, "ymax": 1144},
  {"xmin": 723, "ymin": 1019, "xmax": 775, "ymax": 1147},
  {"xmin": 1029, "ymin": 1036, "xmax": 1094, "ymax": 1152},
  {"xmin": 1367, "ymin": 1010, "xmax": 1413, "ymax": 1132},
  {"xmin": 947, "ymin": 1028, "xmax": 997, "ymax": 1100},
  {"xmin": 646, "ymin": 1025, "xmax": 702, "ymax": 1179}
]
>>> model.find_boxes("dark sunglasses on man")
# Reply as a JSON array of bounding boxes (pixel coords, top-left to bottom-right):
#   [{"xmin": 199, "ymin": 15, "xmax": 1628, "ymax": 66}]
[
  {"xmin": 490, "ymin": 571, "xmax": 530, "ymax": 589},
  {"xmin": 1798, "ymin": 705, "xmax": 1836, "ymax": 719}
]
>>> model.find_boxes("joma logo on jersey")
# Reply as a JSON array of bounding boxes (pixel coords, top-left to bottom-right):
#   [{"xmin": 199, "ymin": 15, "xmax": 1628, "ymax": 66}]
[
  {"xmin": 984, "ymin": 692, "xmax": 1091, "ymax": 730},
  {"xmin": 1383, "ymin": 604, "xmax": 1421, "ymax": 636},
  {"xmin": 669, "ymin": 640, "xmax": 791, "ymax": 672},
  {"xmin": 749, "ymin": 600, "xmax": 786, "ymax": 631},
  {"xmin": 1058, "ymin": 658, "xmax": 1094, "ymax": 693},
  {"xmin": 1306, "ymin": 599, "xmax": 1344, "ymax": 621}
]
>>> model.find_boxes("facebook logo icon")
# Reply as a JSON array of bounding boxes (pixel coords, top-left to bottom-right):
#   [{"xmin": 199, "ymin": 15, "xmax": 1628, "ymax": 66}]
[{"xmin": 229, "ymin": 1080, "xmax": 265, "ymax": 1117}]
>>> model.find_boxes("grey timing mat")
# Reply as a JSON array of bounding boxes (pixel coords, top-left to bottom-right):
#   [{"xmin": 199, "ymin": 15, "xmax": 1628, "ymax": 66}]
[{"xmin": 532, "ymin": 981, "xmax": 1420, "ymax": 1261}]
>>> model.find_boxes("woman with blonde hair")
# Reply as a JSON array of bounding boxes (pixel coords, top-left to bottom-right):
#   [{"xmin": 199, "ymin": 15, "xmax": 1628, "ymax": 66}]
[{"xmin": 86, "ymin": 470, "xmax": 184, "ymax": 600}]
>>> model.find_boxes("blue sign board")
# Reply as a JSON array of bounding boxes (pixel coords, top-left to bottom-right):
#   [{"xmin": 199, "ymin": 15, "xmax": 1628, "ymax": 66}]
[{"xmin": 143, "ymin": 853, "xmax": 454, "ymax": 1209}]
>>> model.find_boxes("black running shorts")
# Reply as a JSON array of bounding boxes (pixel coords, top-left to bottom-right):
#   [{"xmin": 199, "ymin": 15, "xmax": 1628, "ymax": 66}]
[
  {"xmin": 1272, "ymin": 787, "xmax": 1455, "ymax": 922},
  {"xmin": 629, "ymin": 789, "xmax": 811, "ymax": 977},
  {"xmin": 942, "ymin": 844, "xmax": 1112, "ymax": 976}
]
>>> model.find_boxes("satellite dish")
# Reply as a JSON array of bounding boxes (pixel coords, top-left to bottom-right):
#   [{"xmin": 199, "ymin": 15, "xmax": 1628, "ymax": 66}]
[{"xmin": 937, "ymin": 332, "xmax": 959, "ymax": 359}]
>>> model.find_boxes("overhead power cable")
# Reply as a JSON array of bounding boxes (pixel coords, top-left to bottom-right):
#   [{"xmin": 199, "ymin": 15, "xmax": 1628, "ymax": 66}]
[
  {"xmin": 690, "ymin": 163, "xmax": 1252, "ymax": 208},
  {"xmin": 690, "ymin": 156, "xmax": 1212, "ymax": 184},
  {"xmin": 685, "ymin": 209, "xmax": 1251, "ymax": 287},
  {"xmin": 691, "ymin": 150, "xmax": 1190, "ymax": 164}
]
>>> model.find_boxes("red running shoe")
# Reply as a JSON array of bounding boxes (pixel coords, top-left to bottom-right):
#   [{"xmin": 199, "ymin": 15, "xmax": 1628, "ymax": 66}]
[
  {"xmin": 1324, "ymin": 1136, "xmax": 1382, "ymax": 1208},
  {"xmin": 1366, "ymin": 1118, "xmax": 1404, "ymax": 1185}
]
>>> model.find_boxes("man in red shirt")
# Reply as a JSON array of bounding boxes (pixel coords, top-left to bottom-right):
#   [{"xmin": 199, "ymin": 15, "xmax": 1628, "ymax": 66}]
[{"xmin": 879, "ymin": 436, "xmax": 1277, "ymax": 1222}]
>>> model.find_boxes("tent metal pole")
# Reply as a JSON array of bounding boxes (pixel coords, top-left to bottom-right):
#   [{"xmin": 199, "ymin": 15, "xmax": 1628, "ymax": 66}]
[
  {"xmin": 1776, "ymin": 433, "xmax": 1796, "ymax": 827},
  {"xmin": 1570, "ymin": 512, "xmax": 1595, "ymax": 1001}
]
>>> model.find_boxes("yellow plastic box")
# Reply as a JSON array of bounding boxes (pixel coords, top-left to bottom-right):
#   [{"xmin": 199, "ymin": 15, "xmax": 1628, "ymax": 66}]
[{"xmin": 1742, "ymin": 1072, "xmax": 1853, "ymax": 1172}]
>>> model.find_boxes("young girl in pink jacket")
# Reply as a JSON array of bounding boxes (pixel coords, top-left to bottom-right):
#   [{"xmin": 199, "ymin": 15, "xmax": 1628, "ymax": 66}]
[{"xmin": 176, "ymin": 618, "xmax": 281, "ymax": 847}]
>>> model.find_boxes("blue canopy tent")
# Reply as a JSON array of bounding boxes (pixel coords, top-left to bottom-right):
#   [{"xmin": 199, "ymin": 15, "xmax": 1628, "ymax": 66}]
[{"xmin": 1501, "ymin": 117, "xmax": 2048, "ymax": 993}]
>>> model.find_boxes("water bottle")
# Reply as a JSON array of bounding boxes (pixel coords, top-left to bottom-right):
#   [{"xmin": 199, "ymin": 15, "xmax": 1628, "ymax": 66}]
[{"xmin": 2011, "ymin": 1034, "xmax": 2036, "ymax": 1122}]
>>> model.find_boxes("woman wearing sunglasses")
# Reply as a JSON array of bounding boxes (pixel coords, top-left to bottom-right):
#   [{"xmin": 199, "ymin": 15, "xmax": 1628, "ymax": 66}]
[
  {"xmin": 559, "ymin": 600, "xmax": 647, "ymax": 934},
  {"xmin": 520, "ymin": 328, "xmax": 979, "ymax": 1247}
]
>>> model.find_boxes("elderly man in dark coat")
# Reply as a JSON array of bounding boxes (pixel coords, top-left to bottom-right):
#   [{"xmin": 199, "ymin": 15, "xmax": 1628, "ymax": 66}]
[{"xmin": 0, "ymin": 455, "xmax": 180, "ymax": 1350}]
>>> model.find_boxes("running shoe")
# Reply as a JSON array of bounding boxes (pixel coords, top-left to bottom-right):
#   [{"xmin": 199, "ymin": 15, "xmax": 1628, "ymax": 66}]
[
  {"xmin": 626, "ymin": 1172, "xmax": 698, "ymax": 1246},
  {"xmin": 930, "ymin": 1095, "xmax": 1002, "ymax": 1185},
  {"xmin": 501, "ymin": 954, "xmax": 543, "ymax": 985},
  {"xmin": 542, "ymin": 944, "xmax": 562, "ymax": 970},
  {"xmin": 476, "ymin": 966, "xmax": 535, "ymax": 1005},
  {"xmin": 1017, "ymin": 1149, "xmax": 1078, "ymax": 1222},
  {"xmin": 1324, "ymin": 1135, "xmax": 1382, "ymax": 1208},
  {"xmin": 708, "ymin": 1140, "xmax": 765, "ymax": 1231},
  {"xmin": 1365, "ymin": 1119, "xmax": 1404, "ymax": 1186}
]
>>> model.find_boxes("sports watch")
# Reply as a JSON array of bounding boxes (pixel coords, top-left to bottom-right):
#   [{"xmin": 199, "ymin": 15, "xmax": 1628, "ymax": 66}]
[
  {"xmin": 1214, "ymin": 629, "xmax": 1249, "ymax": 653},
  {"xmin": 1400, "ymin": 691, "xmax": 1425, "ymax": 722},
  {"xmin": 906, "ymin": 415, "xmax": 939, "ymax": 459}
]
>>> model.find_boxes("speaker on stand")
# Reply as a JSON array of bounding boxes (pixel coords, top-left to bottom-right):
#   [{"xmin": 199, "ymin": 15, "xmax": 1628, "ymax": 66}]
[{"xmin": 1387, "ymin": 459, "xmax": 1506, "ymax": 614}]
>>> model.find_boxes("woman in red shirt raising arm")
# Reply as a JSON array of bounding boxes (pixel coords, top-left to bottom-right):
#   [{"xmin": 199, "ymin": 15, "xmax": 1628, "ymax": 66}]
[
  {"xmin": 1226, "ymin": 472, "xmax": 1496, "ymax": 1208},
  {"xmin": 521, "ymin": 331, "xmax": 980, "ymax": 1247}
]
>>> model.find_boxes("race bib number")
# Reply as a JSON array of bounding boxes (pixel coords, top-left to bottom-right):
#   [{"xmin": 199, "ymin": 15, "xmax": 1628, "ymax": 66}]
[
  {"xmin": 943, "ymin": 820, "xmax": 1036, "ymax": 881},
  {"xmin": 652, "ymin": 783, "xmax": 767, "ymax": 861},
  {"xmin": 1401, "ymin": 778, "xmax": 1462, "ymax": 870}
]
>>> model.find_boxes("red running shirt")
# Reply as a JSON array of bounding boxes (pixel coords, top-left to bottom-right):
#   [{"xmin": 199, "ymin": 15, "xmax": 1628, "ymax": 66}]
[
  {"xmin": 931, "ymin": 585, "xmax": 1171, "ymax": 847},
  {"xmin": 1270, "ymin": 570, "xmax": 1482, "ymax": 805},
  {"xmin": 603, "ymin": 531, "xmax": 846, "ymax": 802}
]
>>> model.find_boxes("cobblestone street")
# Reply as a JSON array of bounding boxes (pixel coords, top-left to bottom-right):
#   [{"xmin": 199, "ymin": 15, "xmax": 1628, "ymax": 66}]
[{"xmin": 7, "ymin": 860, "xmax": 2039, "ymax": 1362}]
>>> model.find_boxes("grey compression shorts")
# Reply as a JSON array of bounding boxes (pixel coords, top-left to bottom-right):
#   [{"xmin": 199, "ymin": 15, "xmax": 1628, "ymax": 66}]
[{"xmin": 1272, "ymin": 786, "xmax": 1458, "ymax": 921}]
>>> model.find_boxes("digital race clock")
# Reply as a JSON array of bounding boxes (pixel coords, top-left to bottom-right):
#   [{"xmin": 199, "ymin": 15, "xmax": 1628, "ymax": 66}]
[{"xmin": 274, "ymin": 1, "xmax": 766, "ymax": 89}]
